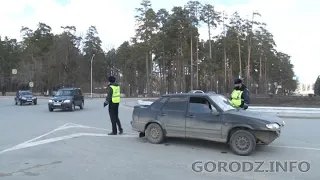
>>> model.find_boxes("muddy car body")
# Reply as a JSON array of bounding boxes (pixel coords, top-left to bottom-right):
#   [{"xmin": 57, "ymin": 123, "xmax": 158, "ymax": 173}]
[{"xmin": 131, "ymin": 93, "xmax": 285, "ymax": 156}]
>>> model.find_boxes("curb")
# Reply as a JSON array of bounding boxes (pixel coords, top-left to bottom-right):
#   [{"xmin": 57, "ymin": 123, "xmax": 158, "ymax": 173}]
[
  {"xmin": 136, "ymin": 99, "xmax": 320, "ymax": 111},
  {"xmin": 0, "ymin": 96, "xmax": 50, "ymax": 99},
  {"xmin": 124, "ymin": 100, "xmax": 320, "ymax": 119}
]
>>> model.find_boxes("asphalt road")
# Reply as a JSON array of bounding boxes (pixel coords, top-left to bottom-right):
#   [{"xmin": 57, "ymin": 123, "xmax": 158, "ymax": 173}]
[{"xmin": 0, "ymin": 98, "xmax": 319, "ymax": 180}]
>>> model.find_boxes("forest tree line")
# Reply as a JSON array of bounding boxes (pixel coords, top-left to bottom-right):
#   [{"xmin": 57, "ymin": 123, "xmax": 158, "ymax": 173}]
[{"xmin": 0, "ymin": 0, "xmax": 297, "ymax": 96}]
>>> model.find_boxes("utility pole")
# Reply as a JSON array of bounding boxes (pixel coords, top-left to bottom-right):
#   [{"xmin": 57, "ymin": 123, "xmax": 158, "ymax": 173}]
[
  {"xmin": 223, "ymin": 11, "xmax": 227, "ymax": 93},
  {"xmin": 90, "ymin": 54, "xmax": 96, "ymax": 99},
  {"xmin": 190, "ymin": 34, "xmax": 193, "ymax": 90},
  {"xmin": 196, "ymin": 36, "xmax": 199, "ymax": 89},
  {"xmin": 247, "ymin": 11, "xmax": 260, "ymax": 88}
]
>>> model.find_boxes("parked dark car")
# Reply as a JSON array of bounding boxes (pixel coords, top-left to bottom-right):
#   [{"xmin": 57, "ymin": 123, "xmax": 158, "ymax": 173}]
[
  {"xmin": 15, "ymin": 90, "xmax": 37, "ymax": 105},
  {"xmin": 131, "ymin": 93, "xmax": 285, "ymax": 156},
  {"xmin": 48, "ymin": 88, "xmax": 84, "ymax": 112}
]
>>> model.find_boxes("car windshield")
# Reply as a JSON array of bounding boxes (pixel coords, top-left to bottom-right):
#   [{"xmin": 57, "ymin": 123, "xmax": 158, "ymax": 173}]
[
  {"xmin": 55, "ymin": 90, "xmax": 73, "ymax": 96},
  {"xmin": 209, "ymin": 95, "xmax": 237, "ymax": 111},
  {"xmin": 20, "ymin": 91, "xmax": 32, "ymax": 95}
]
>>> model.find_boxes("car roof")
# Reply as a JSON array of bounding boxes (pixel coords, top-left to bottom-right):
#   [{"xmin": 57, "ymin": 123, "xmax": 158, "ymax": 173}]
[
  {"xmin": 161, "ymin": 93, "xmax": 220, "ymax": 97},
  {"xmin": 19, "ymin": 90, "xmax": 31, "ymax": 93}
]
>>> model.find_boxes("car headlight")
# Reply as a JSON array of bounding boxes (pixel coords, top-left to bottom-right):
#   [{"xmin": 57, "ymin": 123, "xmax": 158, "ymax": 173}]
[
  {"xmin": 22, "ymin": 97, "xmax": 26, "ymax": 100},
  {"xmin": 32, "ymin": 97, "xmax": 36, "ymax": 99},
  {"xmin": 64, "ymin": 100, "xmax": 71, "ymax": 103},
  {"xmin": 48, "ymin": 99, "xmax": 53, "ymax": 103},
  {"xmin": 266, "ymin": 123, "xmax": 280, "ymax": 129}
]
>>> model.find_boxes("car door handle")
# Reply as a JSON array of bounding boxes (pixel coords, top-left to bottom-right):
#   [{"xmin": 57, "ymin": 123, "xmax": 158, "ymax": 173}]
[
  {"xmin": 158, "ymin": 112, "xmax": 165, "ymax": 116},
  {"xmin": 186, "ymin": 114, "xmax": 195, "ymax": 118}
]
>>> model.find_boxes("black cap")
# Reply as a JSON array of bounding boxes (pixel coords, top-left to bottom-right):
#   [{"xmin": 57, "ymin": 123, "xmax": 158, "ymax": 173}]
[
  {"xmin": 108, "ymin": 76, "xmax": 116, "ymax": 83},
  {"xmin": 234, "ymin": 78, "xmax": 242, "ymax": 84}
]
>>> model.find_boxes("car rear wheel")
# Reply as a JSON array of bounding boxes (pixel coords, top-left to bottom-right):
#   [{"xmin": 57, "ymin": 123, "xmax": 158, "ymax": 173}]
[
  {"xmin": 145, "ymin": 123, "xmax": 164, "ymax": 144},
  {"xmin": 79, "ymin": 101, "xmax": 84, "ymax": 109},
  {"xmin": 229, "ymin": 130, "xmax": 256, "ymax": 156}
]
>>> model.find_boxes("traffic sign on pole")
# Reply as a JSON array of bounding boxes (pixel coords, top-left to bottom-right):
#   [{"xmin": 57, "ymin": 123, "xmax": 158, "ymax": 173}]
[
  {"xmin": 29, "ymin": 82, "xmax": 34, "ymax": 88},
  {"xmin": 12, "ymin": 69, "xmax": 17, "ymax": 74}
]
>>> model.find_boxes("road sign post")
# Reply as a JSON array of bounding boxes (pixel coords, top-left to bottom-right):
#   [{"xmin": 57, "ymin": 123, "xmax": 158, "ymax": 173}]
[
  {"xmin": 29, "ymin": 82, "xmax": 34, "ymax": 88},
  {"xmin": 12, "ymin": 69, "xmax": 17, "ymax": 75}
]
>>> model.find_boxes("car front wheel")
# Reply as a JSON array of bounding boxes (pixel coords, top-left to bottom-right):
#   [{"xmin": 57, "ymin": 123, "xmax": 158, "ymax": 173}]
[
  {"xmin": 145, "ymin": 123, "xmax": 164, "ymax": 144},
  {"xmin": 49, "ymin": 107, "xmax": 53, "ymax": 112},
  {"xmin": 229, "ymin": 130, "xmax": 256, "ymax": 156}
]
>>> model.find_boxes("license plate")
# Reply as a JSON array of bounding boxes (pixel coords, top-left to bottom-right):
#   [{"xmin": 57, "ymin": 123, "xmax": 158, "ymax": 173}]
[
  {"xmin": 27, "ymin": 100, "xmax": 32, "ymax": 102},
  {"xmin": 54, "ymin": 102, "xmax": 61, "ymax": 106}
]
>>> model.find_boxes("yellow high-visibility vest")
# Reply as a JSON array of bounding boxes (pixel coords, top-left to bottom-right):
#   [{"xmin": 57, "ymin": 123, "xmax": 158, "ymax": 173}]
[
  {"xmin": 230, "ymin": 90, "xmax": 243, "ymax": 107},
  {"xmin": 110, "ymin": 85, "xmax": 120, "ymax": 103}
]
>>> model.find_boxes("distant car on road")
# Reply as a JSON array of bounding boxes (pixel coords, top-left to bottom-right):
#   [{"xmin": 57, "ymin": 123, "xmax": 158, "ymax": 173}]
[
  {"xmin": 48, "ymin": 88, "xmax": 84, "ymax": 112},
  {"xmin": 188, "ymin": 90, "xmax": 204, "ymax": 93},
  {"xmin": 131, "ymin": 93, "xmax": 285, "ymax": 156},
  {"xmin": 14, "ymin": 90, "xmax": 37, "ymax": 105}
]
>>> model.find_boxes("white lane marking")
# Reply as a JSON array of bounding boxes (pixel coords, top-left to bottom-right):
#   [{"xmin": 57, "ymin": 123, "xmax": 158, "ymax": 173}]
[
  {"xmin": 65, "ymin": 123, "xmax": 109, "ymax": 131},
  {"xmin": 19, "ymin": 123, "xmax": 70, "ymax": 145},
  {"xmin": 267, "ymin": 145, "xmax": 320, "ymax": 151},
  {"xmin": 120, "ymin": 104, "xmax": 134, "ymax": 109},
  {"xmin": 0, "ymin": 123, "xmax": 138, "ymax": 155},
  {"xmin": 0, "ymin": 133, "xmax": 137, "ymax": 154}
]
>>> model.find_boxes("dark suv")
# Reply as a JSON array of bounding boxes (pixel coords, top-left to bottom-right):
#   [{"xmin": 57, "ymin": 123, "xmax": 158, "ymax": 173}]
[
  {"xmin": 15, "ymin": 90, "xmax": 37, "ymax": 105},
  {"xmin": 48, "ymin": 88, "xmax": 84, "ymax": 112}
]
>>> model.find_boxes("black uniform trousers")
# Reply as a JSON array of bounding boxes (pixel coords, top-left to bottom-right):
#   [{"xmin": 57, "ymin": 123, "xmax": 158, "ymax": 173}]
[{"xmin": 108, "ymin": 103, "xmax": 123, "ymax": 134}]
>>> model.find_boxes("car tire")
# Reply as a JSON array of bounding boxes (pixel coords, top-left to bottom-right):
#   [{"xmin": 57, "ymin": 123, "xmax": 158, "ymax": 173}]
[
  {"xmin": 15, "ymin": 101, "xmax": 17, "ymax": 105},
  {"xmin": 49, "ymin": 107, "xmax": 53, "ymax": 112},
  {"xmin": 229, "ymin": 130, "xmax": 256, "ymax": 156},
  {"xmin": 70, "ymin": 103, "xmax": 76, "ymax": 111},
  {"xmin": 145, "ymin": 123, "xmax": 164, "ymax": 144},
  {"xmin": 79, "ymin": 101, "xmax": 84, "ymax": 109},
  {"xmin": 34, "ymin": 101, "xmax": 37, "ymax": 105},
  {"xmin": 19, "ymin": 100, "xmax": 22, "ymax": 106}
]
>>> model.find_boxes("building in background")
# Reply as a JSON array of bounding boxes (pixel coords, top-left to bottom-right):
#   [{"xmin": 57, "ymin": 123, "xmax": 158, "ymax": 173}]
[{"xmin": 295, "ymin": 83, "xmax": 314, "ymax": 96}]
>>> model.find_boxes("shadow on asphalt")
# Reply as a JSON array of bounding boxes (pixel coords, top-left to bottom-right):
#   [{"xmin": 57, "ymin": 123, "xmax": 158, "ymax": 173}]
[
  {"xmin": 50, "ymin": 109, "xmax": 84, "ymax": 113},
  {"xmin": 137, "ymin": 137, "xmax": 231, "ymax": 153},
  {"xmin": 134, "ymin": 136, "xmax": 281, "ymax": 156}
]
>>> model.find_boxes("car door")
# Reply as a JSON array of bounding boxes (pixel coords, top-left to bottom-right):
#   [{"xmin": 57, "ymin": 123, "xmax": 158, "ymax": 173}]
[
  {"xmin": 78, "ymin": 89, "xmax": 84, "ymax": 102},
  {"xmin": 157, "ymin": 96, "xmax": 188, "ymax": 138},
  {"xmin": 72, "ymin": 90, "xmax": 80, "ymax": 105},
  {"xmin": 185, "ymin": 96, "xmax": 223, "ymax": 142}
]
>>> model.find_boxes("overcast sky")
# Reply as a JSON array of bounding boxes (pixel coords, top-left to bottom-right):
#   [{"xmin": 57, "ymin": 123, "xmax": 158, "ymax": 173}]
[{"xmin": 0, "ymin": 0, "xmax": 318, "ymax": 84}]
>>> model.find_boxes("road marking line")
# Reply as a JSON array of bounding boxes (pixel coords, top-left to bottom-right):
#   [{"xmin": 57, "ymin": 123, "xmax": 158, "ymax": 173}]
[
  {"xmin": 0, "ymin": 133, "xmax": 137, "ymax": 154},
  {"xmin": 267, "ymin": 145, "xmax": 320, "ymax": 151},
  {"xmin": 65, "ymin": 123, "xmax": 109, "ymax": 131},
  {"xmin": 121, "ymin": 104, "xmax": 134, "ymax": 109},
  {"xmin": 18, "ymin": 123, "xmax": 70, "ymax": 145}
]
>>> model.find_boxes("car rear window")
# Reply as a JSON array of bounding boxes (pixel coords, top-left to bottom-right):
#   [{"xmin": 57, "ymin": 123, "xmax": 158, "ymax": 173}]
[
  {"xmin": 151, "ymin": 97, "xmax": 168, "ymax": 110},
  {"xmin": 162, "ymin": 97, "xmax": 188, "ymax": 111}
]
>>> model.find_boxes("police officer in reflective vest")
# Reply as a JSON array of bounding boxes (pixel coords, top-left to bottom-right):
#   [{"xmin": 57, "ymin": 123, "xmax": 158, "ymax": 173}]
[
  {"xmin": 230, "ymin": 78, "xmax": 250, "ymax": 109},
  {"xmin": 104, "ymin": 76, "xmax": 123, "ymax": 135}
]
